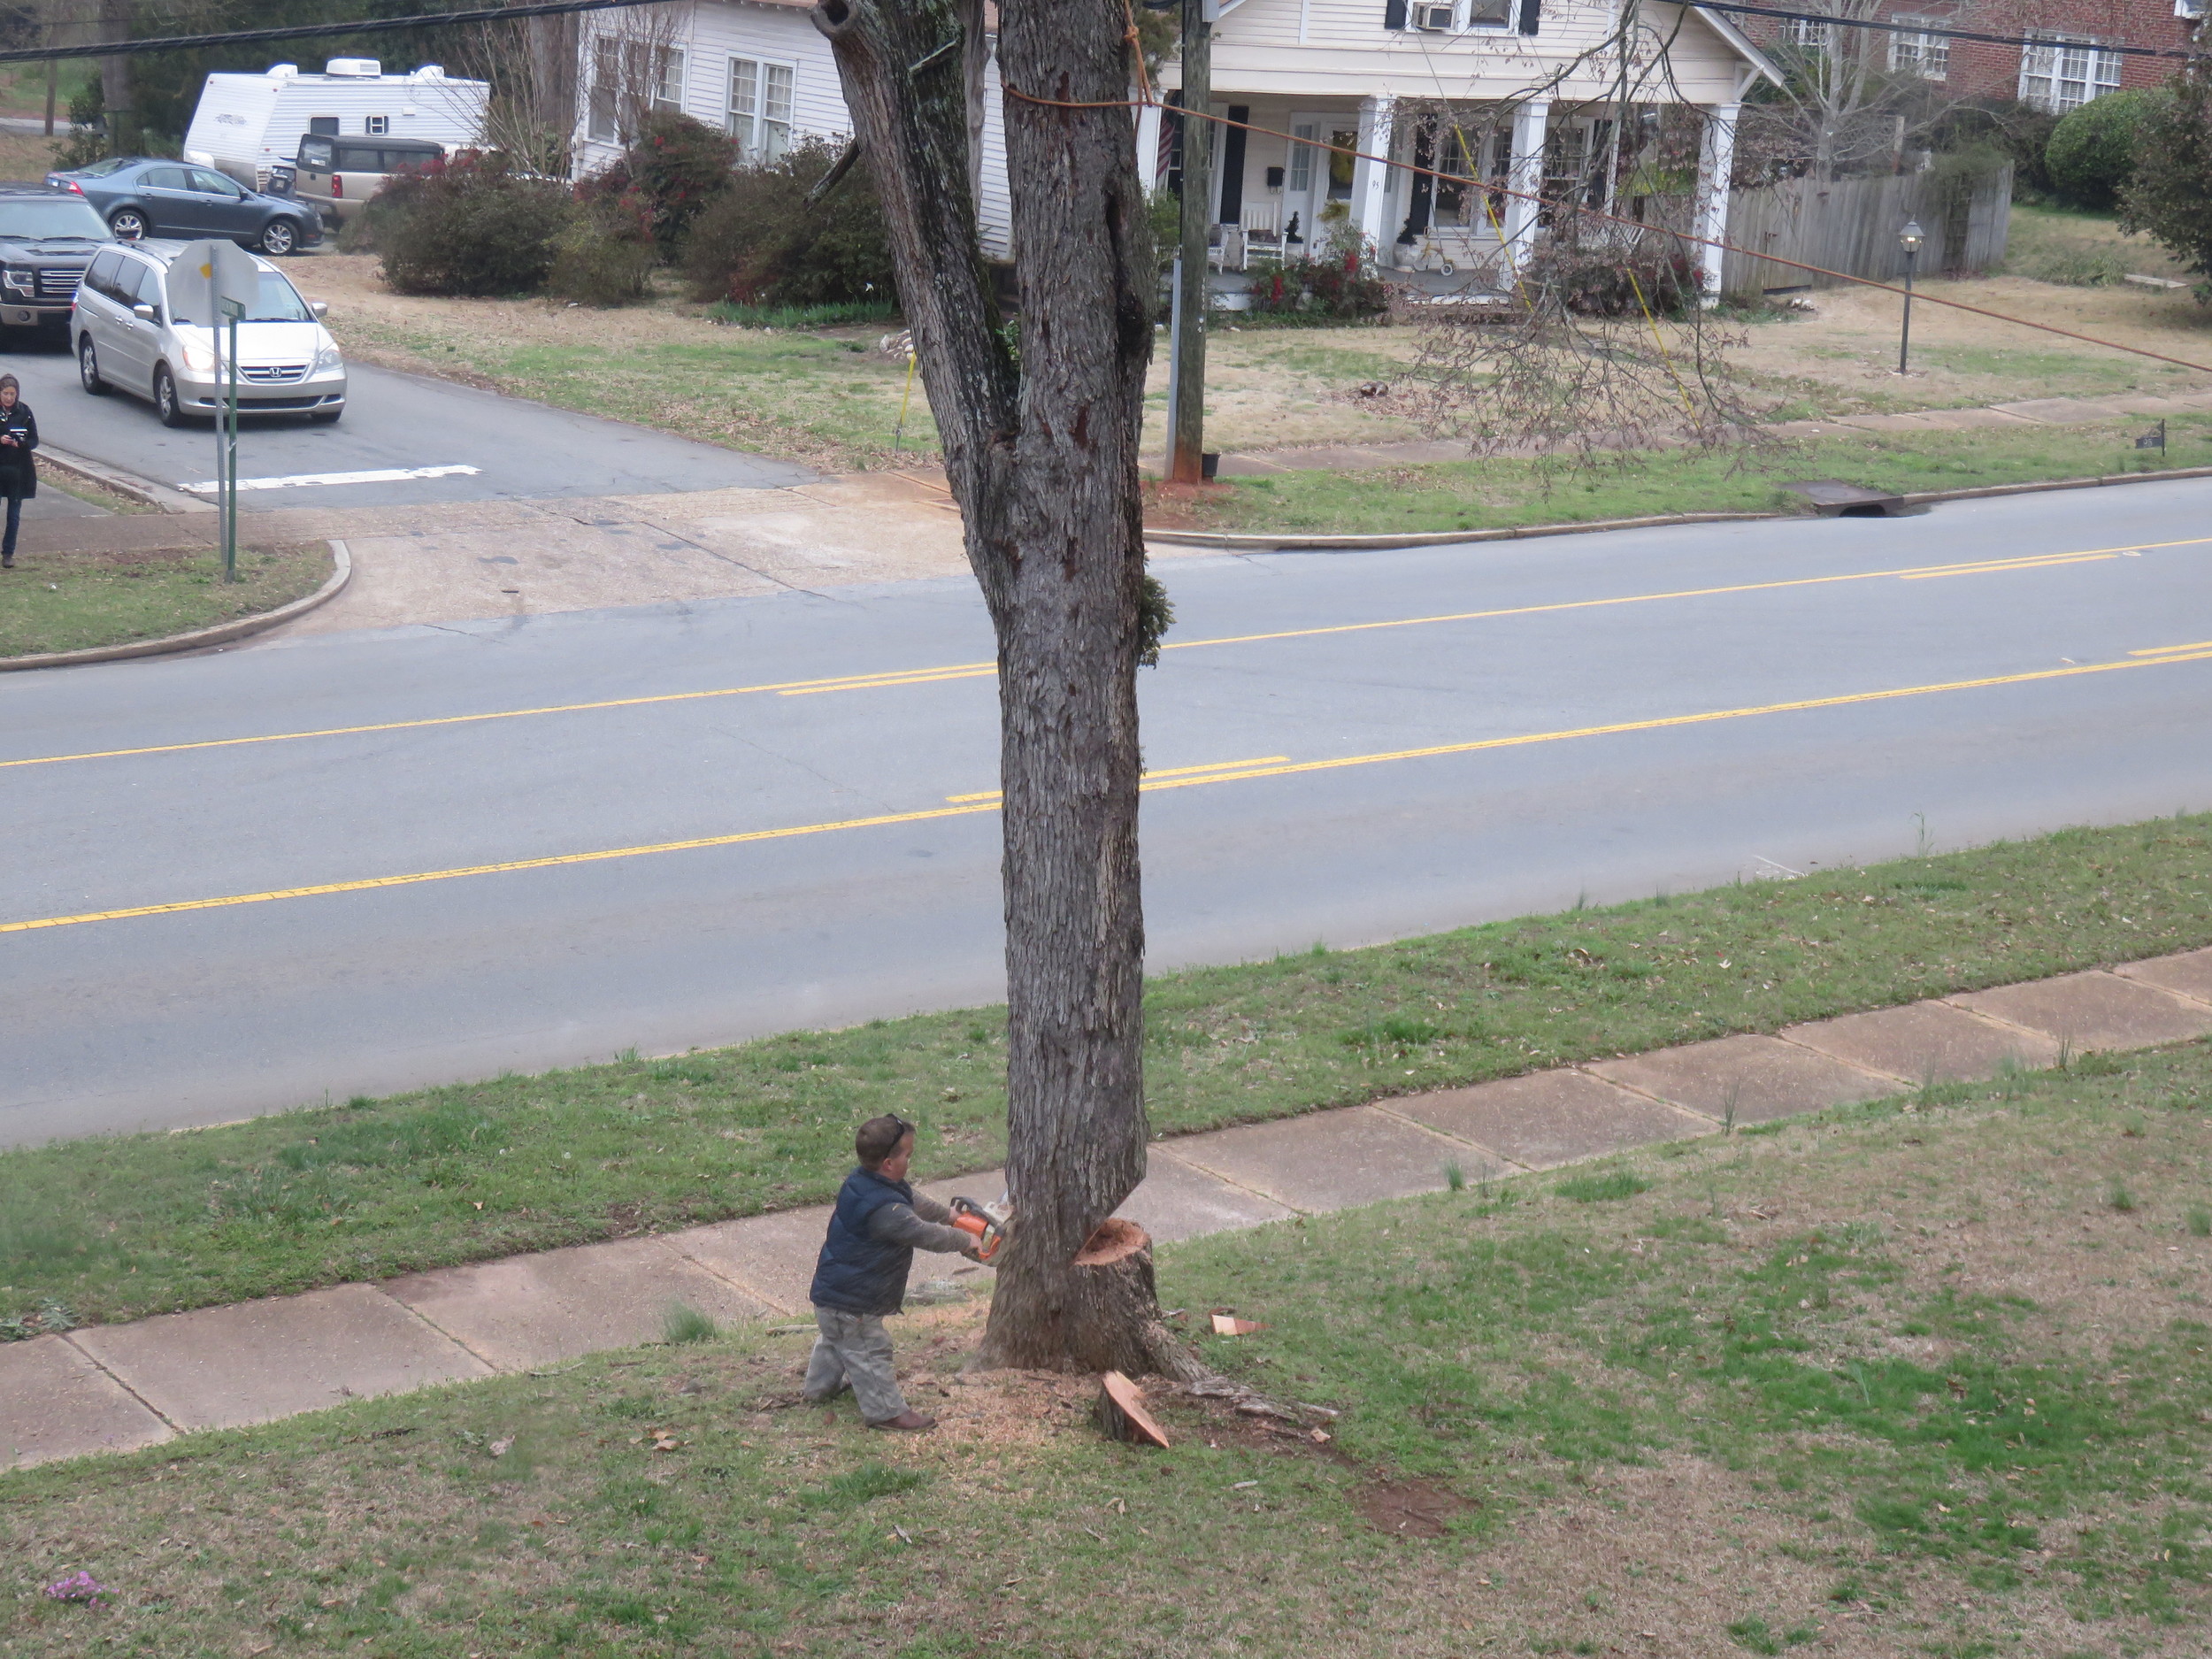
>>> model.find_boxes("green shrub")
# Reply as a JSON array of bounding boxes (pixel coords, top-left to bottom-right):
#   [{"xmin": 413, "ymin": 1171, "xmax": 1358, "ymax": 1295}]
[
  {"xmin": 2120, "ymin": 65, "xmax": 2212, "ymax": 296},
  {"xmin": 374, "ymin": 152, "xmax": 574, "ymax": 297},
  {"xmin": 579, "ymin": 111, "xmax": 737, "ymax": 260},
  {"xmin": 1243, "ymin": 227, "xmax": 1392, "ymax": 320},
  {"xmin": 547, "ymin": 198, "xmax": 657, "ymax": 305},
  {"xmin": 679, "ymin": 136, "xmax": 898, "ymax": 309},
  {"xmin": 2047, "ymin": 88, "xmax": 2167, "ymax": 210},
  {"xmin": 50, "ymin": 80, "xmax": 108, "ymax": 170}
]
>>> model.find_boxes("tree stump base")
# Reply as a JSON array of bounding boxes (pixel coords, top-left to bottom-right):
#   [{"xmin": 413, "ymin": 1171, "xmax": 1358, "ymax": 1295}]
[{"xmin": 978, "ymin": 1219, "xmax": 1208, "ymax": 1381}]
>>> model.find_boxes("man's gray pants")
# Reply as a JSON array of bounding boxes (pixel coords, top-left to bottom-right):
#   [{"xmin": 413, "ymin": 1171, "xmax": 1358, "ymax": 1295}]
[{"xmin": 805, "ymin": 1306, "xmax": 908, "ymax": 1423}]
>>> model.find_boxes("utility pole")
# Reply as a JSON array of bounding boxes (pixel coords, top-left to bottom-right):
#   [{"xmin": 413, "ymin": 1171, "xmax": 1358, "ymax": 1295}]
[{"xmin": 1169, "ymin": 0, "xmax": 1212, "ymax": 484}]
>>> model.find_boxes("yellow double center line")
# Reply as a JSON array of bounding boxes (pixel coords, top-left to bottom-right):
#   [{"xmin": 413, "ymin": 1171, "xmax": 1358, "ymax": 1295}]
[
  {"xmin": 4, "ymin": 536, "xmax": 2200, "ymax": 773},
  {"xmin": 10, "ymin": 645, "xmax": 2210, "ymax": 937}
]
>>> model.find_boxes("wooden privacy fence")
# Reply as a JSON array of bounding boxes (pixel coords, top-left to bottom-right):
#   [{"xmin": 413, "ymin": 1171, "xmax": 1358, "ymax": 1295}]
[{"xmin": 1718, "ymin": 165, "xmax": 2013, "ymax": 296}]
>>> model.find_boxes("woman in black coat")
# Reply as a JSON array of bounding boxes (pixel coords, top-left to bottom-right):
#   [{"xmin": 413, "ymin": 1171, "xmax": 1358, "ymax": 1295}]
[{"xmin": 0, "ymin": 372, "xmax": 36, "ymax": 570}]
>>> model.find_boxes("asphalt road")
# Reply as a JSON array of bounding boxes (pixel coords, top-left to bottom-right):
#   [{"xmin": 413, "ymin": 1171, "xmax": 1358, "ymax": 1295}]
[
  {"xmin": 0, "ymin": 326, "xmax": 811, "ymax": 509},
  {"xmin": 6, "ymin": 479, "xmax": 2212, "ymax": 1145}
]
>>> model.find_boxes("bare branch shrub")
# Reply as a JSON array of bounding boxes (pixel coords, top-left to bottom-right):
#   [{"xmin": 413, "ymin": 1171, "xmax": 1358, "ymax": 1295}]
[{"xmin": 1404, "ymin": 222, "xmax": 1776, "ymax": 479}]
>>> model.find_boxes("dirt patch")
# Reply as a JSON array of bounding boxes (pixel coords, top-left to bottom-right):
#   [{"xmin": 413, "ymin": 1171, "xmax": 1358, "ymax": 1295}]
[{"xmin": 1354, "ymin": 1476, "xmax": 1479, "ymax": 1539}]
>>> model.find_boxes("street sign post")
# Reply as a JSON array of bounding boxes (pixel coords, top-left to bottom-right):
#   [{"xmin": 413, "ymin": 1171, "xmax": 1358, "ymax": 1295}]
[{"xmin": 184, "ymin": 240, "xmax": 258, "ymax": 582}]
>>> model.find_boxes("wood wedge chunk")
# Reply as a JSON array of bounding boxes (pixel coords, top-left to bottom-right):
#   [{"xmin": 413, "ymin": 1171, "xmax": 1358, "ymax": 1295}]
[{"xmin": 1096, "ymin": 1371, "xmax": 1171, "ymax": 1448}]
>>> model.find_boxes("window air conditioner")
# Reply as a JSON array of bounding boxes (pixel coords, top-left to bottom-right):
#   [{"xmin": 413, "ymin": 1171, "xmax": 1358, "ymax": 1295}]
[{"xmin": 1413, "ymin": 3, "xmax": 1458, "ymax": 29}]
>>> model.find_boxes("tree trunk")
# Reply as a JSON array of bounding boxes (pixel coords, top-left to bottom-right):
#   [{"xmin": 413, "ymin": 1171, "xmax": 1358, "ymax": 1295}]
[
  {"xmin": 96, "ymin": 0, "xmax": 132, "ymax": 157},
  {"xmin": 1169, "ymin": 0, "xmax": 1211, "ymax": 484},
  {"xmin": 812, "ymin": 0, "xmax": 1183, "ymax": 1376}
]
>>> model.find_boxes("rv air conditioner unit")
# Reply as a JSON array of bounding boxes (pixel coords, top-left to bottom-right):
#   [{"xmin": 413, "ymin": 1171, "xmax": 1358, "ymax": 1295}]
[
  {"xmin": 1413, "ymin": 3, "xmax": 1458, "ymax": 27},
  {"xmin": 325, "ymin": 58, "xmax": 381, "ymax": 77}
]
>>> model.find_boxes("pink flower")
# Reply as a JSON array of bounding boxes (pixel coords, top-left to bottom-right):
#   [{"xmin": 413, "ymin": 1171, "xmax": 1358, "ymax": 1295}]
[{"xmin": 43, "ymin": 1571, "xmax": 111, "ymax": 1607}]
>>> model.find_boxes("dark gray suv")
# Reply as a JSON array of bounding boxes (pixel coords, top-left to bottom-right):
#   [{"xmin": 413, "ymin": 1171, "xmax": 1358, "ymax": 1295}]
[
  {"xmin": 0, "ymin": 185, "xmax": 111, "ymax": 337},
  {"xmin": 45, "ymin": 157, "xmax": 323, "ymax": 257}
]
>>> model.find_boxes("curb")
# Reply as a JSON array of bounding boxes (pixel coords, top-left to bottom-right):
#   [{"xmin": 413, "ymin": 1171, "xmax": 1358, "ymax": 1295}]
[
  {"xmin": 1900, "ymin": 462, "xmax": 2212, "ymax": 506},
  {"xmin": 38, "ymin": 444, "xmax": 215, "ymax": 516},
  {"xmin": 1142, "ymin": 462, "xmax": 2212, "ymax": 554},
  {"xmin": 0, "ymin": 540, "xmax": 351, "ymax": 672},
  {"xmin": 1145, "ymin": 509, "xmax": 1776, "ymax": 553}
]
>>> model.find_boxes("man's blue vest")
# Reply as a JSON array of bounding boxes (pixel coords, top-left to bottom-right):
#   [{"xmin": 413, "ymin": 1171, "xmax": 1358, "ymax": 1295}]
[{"xmin": 810, "ymin": 1166, "xmax": 918, "ymax": 1316}]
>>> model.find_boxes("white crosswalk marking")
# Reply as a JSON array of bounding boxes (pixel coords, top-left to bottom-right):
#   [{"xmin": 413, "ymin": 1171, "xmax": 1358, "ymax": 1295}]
[{"xmin": 179, "ymin": 464, "xmax": 482, "ymax": 495}]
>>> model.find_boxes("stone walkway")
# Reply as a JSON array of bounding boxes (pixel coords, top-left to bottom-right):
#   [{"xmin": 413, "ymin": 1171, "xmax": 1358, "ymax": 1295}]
[
  {"xmin": 7, "ymin": 949, "xmax": 2212, "ymax": 1471},
  {"xmin": 1194, "ymin": 387, "xmax": 2212, "ymax": 480}
]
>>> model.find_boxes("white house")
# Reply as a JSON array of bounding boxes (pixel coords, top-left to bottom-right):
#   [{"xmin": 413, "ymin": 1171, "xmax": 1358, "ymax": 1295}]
[
  {"xmin": 573, "ymin": 0, "xmax": 1778, "ymax": 289},
  {"xmin": 571, "ymin": 0, "xmax": 1015, "ymax": 255}
]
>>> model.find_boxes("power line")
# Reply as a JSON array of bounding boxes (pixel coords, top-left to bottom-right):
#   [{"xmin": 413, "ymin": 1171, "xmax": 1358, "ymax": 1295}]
[
  {"xmin": 0, "ymin": 0, "xmax": 670, "ymax": 66},
  {"xmin": 2, "ymin": 0, "xmax": 2197, "ymax": 69},
  {"xmin": 1686, "ymin": 0, "xmax": 2200, "ymax": 63}
]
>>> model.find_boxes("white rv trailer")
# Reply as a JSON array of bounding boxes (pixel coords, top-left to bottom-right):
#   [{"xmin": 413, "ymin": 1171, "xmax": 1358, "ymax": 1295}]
[{"xmin": 183, "ymin": 59, "xmax": 489, "ymax": 190}]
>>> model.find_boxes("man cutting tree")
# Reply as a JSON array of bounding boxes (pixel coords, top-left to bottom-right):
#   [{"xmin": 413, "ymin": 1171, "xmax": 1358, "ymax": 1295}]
[{"xmin": 806, "ymin": 1114, "xmax": 979, "ymax": 1432}]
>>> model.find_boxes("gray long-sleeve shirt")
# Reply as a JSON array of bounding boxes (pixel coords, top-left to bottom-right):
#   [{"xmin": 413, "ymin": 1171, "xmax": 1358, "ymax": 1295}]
[{"xmin": 867, "ymin": 1189, "xmax": 973, "ymax": 1254}]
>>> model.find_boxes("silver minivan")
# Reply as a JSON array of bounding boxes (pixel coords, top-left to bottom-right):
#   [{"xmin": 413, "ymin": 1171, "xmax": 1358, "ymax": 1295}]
[{"xmin": 72, "ymin": 241, "xmax": 347, "ymax": 427}]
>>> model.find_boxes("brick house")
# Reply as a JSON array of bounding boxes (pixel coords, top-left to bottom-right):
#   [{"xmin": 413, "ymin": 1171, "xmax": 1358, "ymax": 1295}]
[{"xmin": 1746, "ymin": 0, "xmax": 2202, "ymax": 114}]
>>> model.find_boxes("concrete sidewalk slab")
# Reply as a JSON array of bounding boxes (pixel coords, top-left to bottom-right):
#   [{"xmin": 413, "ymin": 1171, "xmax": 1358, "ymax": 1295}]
[
  {"xmin": 1947, "ymin": 971, "xmax": 2212, "ymax": 1054},
  {"xmin": 1390, "ymin": 1069, "xmax": 1711, "ymax": 1167},
  {"xmin": 670, "ymin": 1206, "xmax": 833, "ymax": 1316},
  {"xmin": 1888, "ymin": 407, "xmax": 2037, "ymax": 430},
  {"xmin": 1, "ymin": 1336, "xmax": 173, "ymax": 1469},
  {"xmin": 1989, "ymin": 396, "xmax": 2139, "ymax": 423},
  {"xmin": 1167, "ymin": 1105, "xmax": 1486, "ymax": 1212},
  {"xmin": 1590, "ymin": 1034, "xmax": 1902, "ymax": 1125},
  {"xmin": 383, "ymin": 1238, "xmax": 774, "ymax": 1371},
  {"xmin": 1784, "ymin": 1000, "xmax": 2062, "ymax": 1085},
  {"xmin": 2115, "ymin": 947, "xmax": 2212, "ymax": 1008},
  {"xmin": 1125, "ymin": 1150, "xmax": 1298, "ymax": 1242},
  {"xmin": 69, "ymin": 1285, "xmax": 489, "ymax": 1431}
]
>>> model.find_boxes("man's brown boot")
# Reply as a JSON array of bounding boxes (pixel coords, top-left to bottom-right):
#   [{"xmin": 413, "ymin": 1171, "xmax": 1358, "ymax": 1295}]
[{"xmin": 869, "ymin": 1410, "xmax": 937, "ymax": 1432}]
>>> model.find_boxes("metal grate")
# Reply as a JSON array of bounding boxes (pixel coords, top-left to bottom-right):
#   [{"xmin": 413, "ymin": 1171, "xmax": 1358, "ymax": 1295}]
[
  {"xmin": 35, "ymin": 265, "xmax": 84, "ymax": 300},
  {"xmin": 239, "ymin": 364, "xmax": 309, "ymax": 384}
]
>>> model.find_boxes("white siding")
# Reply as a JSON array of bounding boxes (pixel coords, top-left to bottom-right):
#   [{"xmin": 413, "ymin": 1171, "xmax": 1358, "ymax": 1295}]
[
  {"xmin": 977, "ymin": 55, "xmax": 1012, "ymax": 257},
  {"xmin": 1186, "ymin": 0, "xmax": 1756, "ymax": 104},
  {"xmin": 574, "ymin": 2, "xmax": 848, "ymax": 174}
]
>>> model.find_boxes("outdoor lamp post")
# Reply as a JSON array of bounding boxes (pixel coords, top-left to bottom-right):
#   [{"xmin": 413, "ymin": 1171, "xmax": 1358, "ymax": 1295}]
[{"xmin": 1897, "ymin": 219, "xmax": 1924, "ymax": 375}]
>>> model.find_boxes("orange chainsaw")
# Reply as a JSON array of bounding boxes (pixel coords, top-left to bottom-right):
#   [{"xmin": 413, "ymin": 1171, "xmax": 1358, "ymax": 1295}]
[{"xmin": 949, "ymin": 1194, "xmax": 1012, "ymax": 1262}]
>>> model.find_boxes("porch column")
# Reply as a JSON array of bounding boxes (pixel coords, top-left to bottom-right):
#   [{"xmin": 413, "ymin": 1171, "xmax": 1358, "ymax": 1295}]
[
  {"xmin": 1694, "ymin": 102, "xmax": 1740, "ymax": 306},
  {"xmin": 1349, "ymin": 93, "xmax": 1395, "ymax": 256},
  {"xmin": 1500, "ymin": 96, "xmax": 1549, "ymax": 271},
  {"xmin": 1134, "ymin": 97, "xmax": 1164, "ymax": 193}
]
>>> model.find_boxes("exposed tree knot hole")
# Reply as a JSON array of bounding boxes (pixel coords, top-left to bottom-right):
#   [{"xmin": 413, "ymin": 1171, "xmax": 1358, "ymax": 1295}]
[
  {"xmin": 818, "ymin": 0, "xmax": 850, "ymax": 24},
  {"xmin": 1074, "ymin": 1217, "xmax": 1148, "ymax": 1266}
]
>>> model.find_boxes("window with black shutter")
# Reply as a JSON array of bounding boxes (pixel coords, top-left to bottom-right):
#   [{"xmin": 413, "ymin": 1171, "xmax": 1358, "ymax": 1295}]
[
  {"xmin": 1385, "ymin": 0, "xmax": 1409, "ymax": 29},
  {"xmin": 1517, "ymin": 0, "xmax": 1540, "ymax": 34}
]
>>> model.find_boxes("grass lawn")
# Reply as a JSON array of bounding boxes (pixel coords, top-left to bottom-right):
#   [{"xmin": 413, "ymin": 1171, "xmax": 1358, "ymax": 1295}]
[
  {"xmin": 2004, "ymin": 204, "xmax": 2195, "ymax": 290},
  {"xmin": 0, "ymin": 542, "xmax": 331, "ymax": 659},
  {"xmin": 5, "ymin": 813, "xmax": 2211, "ymax": 1338},
  {"xmin": 5, "ymin": 1041, "xmax": 2208, "ymax": 1655},
  {"xmin": 1148, "ymin": 414, "xmax": 2212, "ymax": 536}
]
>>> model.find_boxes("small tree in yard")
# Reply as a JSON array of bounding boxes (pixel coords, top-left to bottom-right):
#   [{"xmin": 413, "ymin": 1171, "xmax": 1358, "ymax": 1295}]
[
  {"xmin": 2121, "ymin": 65, "xmax": 2212, "ymax": 303},
  {"xmin": 679, "ymin": 136, "xmax": 898, "ymax": 308},
  {"xmin": 373, "ymin": 152, "xmax": 573, "ymax": 297},
  {"xmin": 811, "ymin": 0, "xmax": 1194, "ymax": 1378}
]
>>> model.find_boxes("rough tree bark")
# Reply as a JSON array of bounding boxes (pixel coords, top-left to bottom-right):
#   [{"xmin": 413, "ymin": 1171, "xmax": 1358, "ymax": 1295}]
[
  {"xmin": 96, "ymin": 0, "xmax": 133, "ymax": 156},
  {"xmin": 812, "ymin": 0, "xmax": 1196, "ymax": 1379}
]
